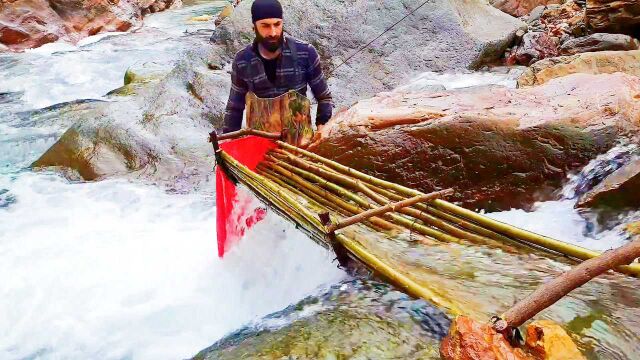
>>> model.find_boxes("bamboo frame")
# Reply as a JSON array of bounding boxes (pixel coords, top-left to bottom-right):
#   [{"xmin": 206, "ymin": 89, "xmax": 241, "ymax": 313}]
[{"xmin": 276, "ymin": 141, "xmax": 640, "ymax": 277}]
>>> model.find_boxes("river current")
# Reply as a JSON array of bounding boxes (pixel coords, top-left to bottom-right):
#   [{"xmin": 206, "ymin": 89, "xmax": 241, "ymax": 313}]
[{"xmin": 1, "ymin": 1, "xmax": 637, "ymax": 359}]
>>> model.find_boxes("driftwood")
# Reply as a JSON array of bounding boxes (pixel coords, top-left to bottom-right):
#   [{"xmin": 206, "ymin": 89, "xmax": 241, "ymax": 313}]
[
  {"xmin": 326, "ymin": 190, "xmax": 453, "ymax": 233},
  {"xmin": 495, "ymin": 237, "xmax": 640, "ymax": 332}
]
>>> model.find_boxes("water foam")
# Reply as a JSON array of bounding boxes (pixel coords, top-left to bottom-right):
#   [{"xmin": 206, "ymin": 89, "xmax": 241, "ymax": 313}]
[{"xmin": 0, "ymin": 172, "xmax": 344, "ymax": 359}]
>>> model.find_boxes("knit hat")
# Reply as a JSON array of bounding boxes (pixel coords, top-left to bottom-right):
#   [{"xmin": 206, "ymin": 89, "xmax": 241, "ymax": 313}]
[{"xmin": 251, "ymin": 0, "xmax": 283, "ymax": 23}]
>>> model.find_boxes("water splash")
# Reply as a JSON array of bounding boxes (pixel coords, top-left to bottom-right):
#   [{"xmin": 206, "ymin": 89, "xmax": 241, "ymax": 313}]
[{"xmin": 0, "ymin": 171, "xmax": 344, "ymax": 360}]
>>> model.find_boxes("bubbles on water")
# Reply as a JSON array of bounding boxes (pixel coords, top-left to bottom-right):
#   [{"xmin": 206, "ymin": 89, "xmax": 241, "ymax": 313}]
[{"xmin": 0, "ymin": 188, "xmax": 16, "ymax": 209}]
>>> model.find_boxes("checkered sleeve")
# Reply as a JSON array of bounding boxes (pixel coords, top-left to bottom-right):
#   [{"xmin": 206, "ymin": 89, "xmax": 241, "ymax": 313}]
[
  {"xmin": 223, "ymin": 56, "xmax": 248, "ymax": 133},
  {"xmin": 306, "ymin": 44, "xmax": 333, "ymax": 126}
]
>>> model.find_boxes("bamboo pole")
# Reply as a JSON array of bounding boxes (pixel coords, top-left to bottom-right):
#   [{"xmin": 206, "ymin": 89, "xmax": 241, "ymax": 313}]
[
  {"xmin": 219, "ymin": 149, "xmax": 463, "ymax": 315},
  {"xmin": 273, "ymin": 151, "xmax": 505, "ymax": 245},
  {"xmin": 264, "ymin": 161, "xmax": 401, "ymax": 232},
  {"xmin": 326, "ymin": 191, "xmax": 452, "ymax": 233},
  {"xmin": 336, "ymin": 233, "xmax": 463, "ymax": 316},
  {"xmin": 495, "ymin": 238, "xmax": 640, "ymax": 331},
  {"xmin": 276, "ymin": 141, "xmax": 640, "ymax": 277},
  {"xmin": 218, "ymin": 128, "xmax": 281, "ymax": 141},
  {"xmin": 267, "ymin": 157, "xmax": 462, "ymax": 244}
]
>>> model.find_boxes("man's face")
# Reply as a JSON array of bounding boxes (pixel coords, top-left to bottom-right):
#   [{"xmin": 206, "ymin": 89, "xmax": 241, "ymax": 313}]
[{"xmin": 254, "ymin": 18, "xmax": 283, "ymax": 52}]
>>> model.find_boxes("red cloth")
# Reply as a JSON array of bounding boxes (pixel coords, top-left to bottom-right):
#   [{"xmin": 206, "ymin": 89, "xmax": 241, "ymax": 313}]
[{"xmin": 216, "ymin": 136, "xmax": 277, "ymax": 257}]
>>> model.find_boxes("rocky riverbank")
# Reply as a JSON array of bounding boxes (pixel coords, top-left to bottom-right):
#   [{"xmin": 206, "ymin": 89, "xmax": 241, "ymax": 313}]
[{"xmin": 0, "ymin": 0, "xmax": 182, "ymax": 51}]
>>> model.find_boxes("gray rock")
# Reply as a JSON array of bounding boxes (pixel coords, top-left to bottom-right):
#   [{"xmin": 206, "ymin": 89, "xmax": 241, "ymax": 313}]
[
  {"xmin": 560, "ymin": 33, "xmax": 640, "ymax": 55},
  {"xmin": 213, "ymin": 0, "xmax": 526, "ymax": 109},
  {"xmin": 527, "ymin": 5, "xmax": 546, "ymax": 23}
]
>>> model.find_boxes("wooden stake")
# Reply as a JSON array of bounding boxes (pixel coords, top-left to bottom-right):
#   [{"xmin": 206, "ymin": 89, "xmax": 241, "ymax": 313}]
[
  {"xmin": 495, "ymin": 238, "xmax": 640, "ymax": 331},
  {"xmin": 326, "ymin": 190, "xmax": 452, "ymax": 233}
]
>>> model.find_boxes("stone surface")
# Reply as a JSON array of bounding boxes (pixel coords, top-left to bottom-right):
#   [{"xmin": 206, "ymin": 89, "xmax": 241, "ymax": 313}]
[
  {"xmin": 490, "ymin": 0, "xmax": 563, "ymax": 18},
  {"xmin": 560, "ymin": 33, "xmax": 640, "ymax": 55},
  {"xmin": 194, "ymin": 280, "xmax": 450, "ymax": 360},
  {"xmin": 308, "ymin": 73, "xmax": 640, "ymax": 210},
  {"xmin": 517, "ymin": 50, "xmax": 640, "ymax": 86},
  {"xmin": 577, "ymin": 157, "xmax": 640, "ymax": 208},
  {"xmin": 32, "ymin": 46, "xmax": 230, "ymax": 190},
  {"xmin": 0, "ymin": 0, "xmax": 181, "ymax": 51},
  {"xmin": 212, "ymin": 0, "xmax": 525, "ymax": 109},
  {"xmin": 514, "ymin": 32, "xmax": 560, "ymax": 65},
  {"xmin": 586, "ymin": 0, "xmax": 640, "ymax": 37},
  {"xmin": 440, "ymin": 317, "xmax": 585, "ymax": 360}
]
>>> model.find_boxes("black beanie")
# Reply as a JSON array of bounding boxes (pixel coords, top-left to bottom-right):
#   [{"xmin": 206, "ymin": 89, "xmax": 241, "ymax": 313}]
[{"xmin": 251, "ymin": 0, "xmax": 283, "ymax": 23}]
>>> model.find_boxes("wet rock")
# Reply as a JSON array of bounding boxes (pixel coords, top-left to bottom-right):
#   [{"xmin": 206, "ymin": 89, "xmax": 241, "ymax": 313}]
[
  {"xmin": 577, "ymin": 157, "xmax": 640, "ymax": 209},
  {"xmin": 560, "ymin": 33, "xmax": 640, "ymax": 55},
  {"xmin": 308, "ymin": 73, "xmax": 640, "ymax": 210},
  {"xmin": 586, "ymin": 0, "xmax": 640, "ymax": 37},
  {"xmin": 213, "ymin": 0, "xmax": 526, "ymax": 109},
  {"xmin": 0, "ymin": 0, "xmax": 181, "ymax": 51},
  {"xmin": 440, "ymin": 317, "xmax": 584, "ymax": 360},
  {"xmin": 517, "ymin": 50, "xmax": 640, "ymax": 86},
  {"xmin": 489, "ymin": 0, "xmax": 563, "ymax": 18},
  {"xmin": 513, "ymin": 32, "xmax": 560, "ymax": 65},
  {"xmin": 194, "ymin": 280, "xmax": 450, "ymax": 360},
  {"xmin": 31, "ymin": 47, "xmax": 230, "ymax": 189}
]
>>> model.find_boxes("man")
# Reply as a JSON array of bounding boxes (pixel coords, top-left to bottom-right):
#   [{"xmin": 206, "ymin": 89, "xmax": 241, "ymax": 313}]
[{"xmin": 222, "ymin": 0, "xmax": 333, "ymax": 135}]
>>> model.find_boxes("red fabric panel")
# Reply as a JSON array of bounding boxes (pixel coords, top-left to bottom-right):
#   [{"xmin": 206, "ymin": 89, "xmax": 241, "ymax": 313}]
[{"xmin": 216, "ymin": 136, "xmax": 277, "ymax": 257}]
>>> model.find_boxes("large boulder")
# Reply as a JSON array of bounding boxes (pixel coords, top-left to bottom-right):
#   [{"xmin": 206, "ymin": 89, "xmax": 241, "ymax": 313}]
[
  {"xmin": 586, "ymin": 0, "xmax": 640, "ymax": 37},
  {"xmin": 576, "ymin": 157, "xmax": 640, "ymax": 209},
  {"xmin": 308, "ymin": 73, "xmax": 640, "ymax": 210},
  {"xmin": 517, "ymin": 50, "xmax": 640, "ymax": 86},
  {"xmin": 559, "ymin": 33, "xmax": 640, "ymax": 55},
  {"xmin": 31, "ymin": 46, "xmax": 230, "ymax": 189},
  {"xmin": 0, "ymin": 0, "xmax": 181, "ymax": 51},
  {"xmin": 489, "ymin": 0, "xmax": 563, "ymax": 17},
  {"xmin": 213, "ymin": 0, "xmax": 526, "ymax": 108}
]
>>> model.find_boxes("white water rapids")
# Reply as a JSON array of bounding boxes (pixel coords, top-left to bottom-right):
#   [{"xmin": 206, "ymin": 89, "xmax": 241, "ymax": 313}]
[{"xmin": 0, "ymin": 2, "xmax": 636, "ymax": 359}]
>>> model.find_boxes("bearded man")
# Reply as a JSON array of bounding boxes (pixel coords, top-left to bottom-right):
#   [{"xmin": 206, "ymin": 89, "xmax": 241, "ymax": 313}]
[{"xmin": 222, "ymin": 0, "xmax": 333, "ymax": 138}]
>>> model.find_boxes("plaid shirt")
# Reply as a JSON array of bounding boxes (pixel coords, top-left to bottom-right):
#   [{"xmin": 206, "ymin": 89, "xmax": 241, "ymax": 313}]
[{"xmin": 223, "ymin": 36, "xmax": 333, "ymax": 133}]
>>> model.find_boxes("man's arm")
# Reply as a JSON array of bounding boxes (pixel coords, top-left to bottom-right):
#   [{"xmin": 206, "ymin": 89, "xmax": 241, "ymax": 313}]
[
  {"xmin": 223, "ymin": 58, "xmax": 248, "ymax": 133},
  {"xmin": 305, "ymin": 44, "xmax": 333, "ymax": 127}
]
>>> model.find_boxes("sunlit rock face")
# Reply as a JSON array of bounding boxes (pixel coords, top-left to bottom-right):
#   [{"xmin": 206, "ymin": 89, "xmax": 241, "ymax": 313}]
[
  {"xmin": 586, "ymin": 0, "xmax": 640, "ymax": 37},
  {"xmin": 309, "ymin": 73, "xmax": 640, "ymax": 210},
  {"xmin": 517, "ymin": 50, "xmax": 640, "ymax": 87},
  {"xmin": 489, "ymin": 0, "xmax": 563, "ymax": 17},
  {"xmin": 212, "ymin": 0, "xmax": 526, "ymax": 109},
  {"xmin": 0, "ymin": 0, "xmax": 181, "ymax": 51}
]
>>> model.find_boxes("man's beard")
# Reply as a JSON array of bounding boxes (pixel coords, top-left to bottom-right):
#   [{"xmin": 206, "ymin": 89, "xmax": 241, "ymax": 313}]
[{"xmin": 255, "ymin": 29, "xmax": 283, "ymax": 53}]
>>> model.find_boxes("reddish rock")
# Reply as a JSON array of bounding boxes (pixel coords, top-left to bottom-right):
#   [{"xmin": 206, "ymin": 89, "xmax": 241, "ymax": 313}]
[
  {"xmin": 577, "ymin": 157, "xmax": 640, "ymax": 209},
  {"xmin": 0, "ymin": 0, "xmax": 180, "ymax": 51},
  {"xmin": 440, "ymin": 317, "xmax": 584, "ymax": 360},
  {"xmin": 514, "ymin": 32, "xmax": 559, "ymax": 65},
  {"xmin": 489, "ymin": 0, "xmax": 562, "ymax": 17},
  {"xmin": 309, "ymin": 73, "xmax": 640, "ymax": 210},
  {"xmin": 586, "ymin": 0, "xmax": 640, "ymax": 37}
]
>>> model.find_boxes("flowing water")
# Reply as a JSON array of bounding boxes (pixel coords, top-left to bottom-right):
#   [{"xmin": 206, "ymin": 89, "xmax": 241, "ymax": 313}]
[{"xmin": 1, "ymin": 2, "xmax": 638, "ymax": 359}]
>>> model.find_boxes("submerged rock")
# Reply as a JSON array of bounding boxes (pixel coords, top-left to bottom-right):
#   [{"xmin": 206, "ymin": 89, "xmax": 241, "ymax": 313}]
[
  {"xmin": 0, "ymin": 0, "xmax": 181, "ymax": 51},
  {"xmin": 309, "ymin": 73, "xmax": 640, "ymax": 210},
  {"xmin": 577, "ymin": 157, "xmax": 640, "ymax": 209},
  {"xmin": 213, "ymin": 0, "xmax": 525, "ymax": 108},
  {"xmin": 559, "ymin": 33, "xmax": 640, "ymax": 55},
  {"xmin": 517, "ymin": 50, "xmax": 640, "ymax": 86},
  {"xmin": 193, "ymin": 279, "xmax": 450, "ymax": 360},
  {"xmin": 586, "ymin": 0, "xmax": 640, "ymax": 37}
]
